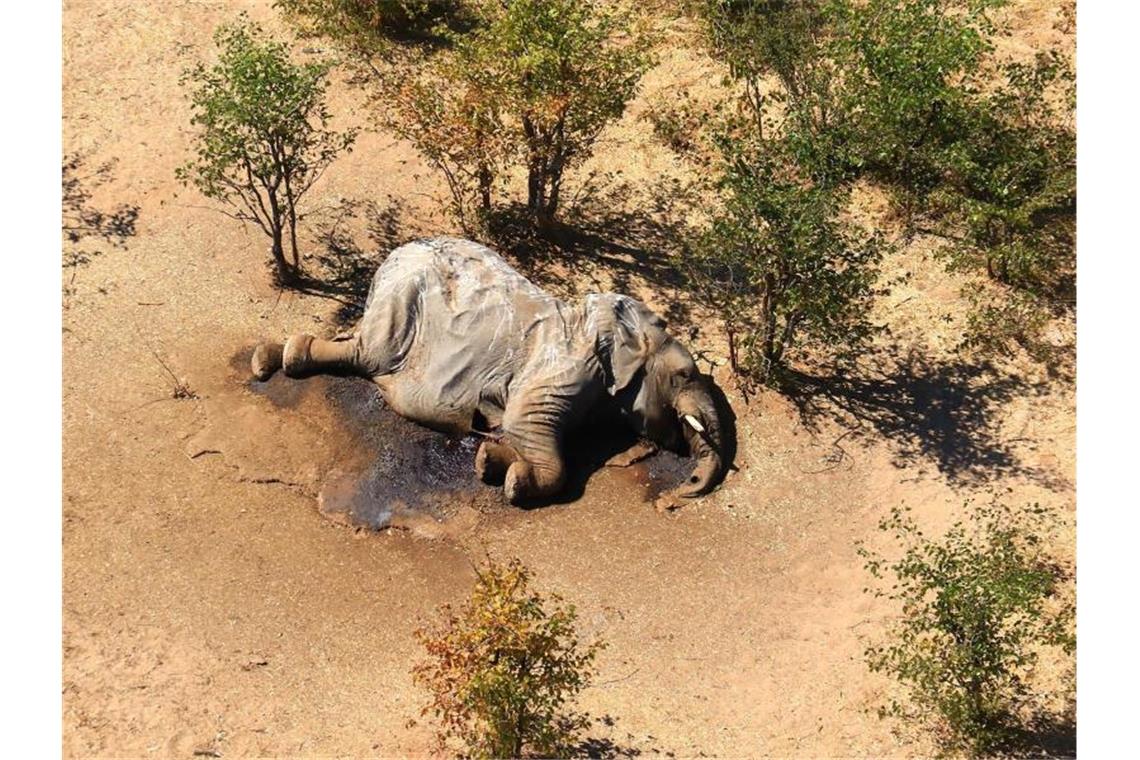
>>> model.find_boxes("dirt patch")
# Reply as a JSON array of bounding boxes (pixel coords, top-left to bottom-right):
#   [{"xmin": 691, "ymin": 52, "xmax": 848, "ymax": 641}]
[
  {"xmin": 200, "ymin": 347, "xmax": 694, "ymax": 536},
  {"xmin": 309, "ymin": 375, "xmax": 497, "ymax": 532},
  {"xmin": 192, "ymin": 347, "xmax": 499, "ymax": 535}
]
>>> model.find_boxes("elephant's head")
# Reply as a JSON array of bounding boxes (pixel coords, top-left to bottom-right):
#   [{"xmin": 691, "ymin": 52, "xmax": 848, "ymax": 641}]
[{"xmin": 597, "ymin": 295, "xmax": 730, "ymax": 498}]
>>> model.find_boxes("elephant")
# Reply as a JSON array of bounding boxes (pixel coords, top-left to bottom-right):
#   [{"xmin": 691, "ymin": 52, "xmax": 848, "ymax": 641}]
[{"xmin": 250, "ymin": 237, "xmax": 729, "ymax": 505}]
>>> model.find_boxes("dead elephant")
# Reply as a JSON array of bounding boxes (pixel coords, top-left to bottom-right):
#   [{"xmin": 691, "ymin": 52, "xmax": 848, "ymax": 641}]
[{"xmin": 252, "ymin": 237, "xmax": 729, "ymax": 505}]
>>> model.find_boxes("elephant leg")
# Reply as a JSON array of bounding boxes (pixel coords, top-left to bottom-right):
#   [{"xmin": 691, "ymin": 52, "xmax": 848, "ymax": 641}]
[
  {"xmin": 504, "ymin": 458, "xmax": 566, "ymax": 506},
  {"xmin": 604, "ymin": 440, "xmax": 658, "ymax": 468},
  {"xmin": 495, "ymin": 375, "xmax": 591, "ymax": 504},
  {"xmin": 251, "ymin": 342, "xmax": 285, "ymax": 380},
  {"xmin": 501, "ymin": 421, "xmax": 567, "ymax": 505},
  {"xmin": 251, "ymin": 333, "xmax": 364, "ymax": 380},
  {"xmin": 474, "ymin": 440, "xmax": 519, "ymax": 486}
]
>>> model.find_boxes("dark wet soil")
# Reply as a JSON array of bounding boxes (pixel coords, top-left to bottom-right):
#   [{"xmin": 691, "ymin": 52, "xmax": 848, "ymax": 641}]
[
  {"xmin": 637, "ymin": 449, "xmax": 696, "ymax": 498},
  {"xmin": 242, "ymin": 353, "xmax": 693, "ymax": 530},
  {"xmin": 247, "ymin": 370, "xmax": 496, "ymax": 529}
]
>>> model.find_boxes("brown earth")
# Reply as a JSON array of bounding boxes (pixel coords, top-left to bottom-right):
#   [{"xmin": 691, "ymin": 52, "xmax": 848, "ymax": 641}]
[{"xmin": 62, "ymin": 0, "xmax": 1075, "ymax": 757}]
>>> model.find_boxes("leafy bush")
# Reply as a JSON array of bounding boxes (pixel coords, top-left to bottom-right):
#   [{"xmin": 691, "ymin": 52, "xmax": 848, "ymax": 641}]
[
  {"xmin": 935, "ymin": 53, "xmax": 1076, "ymax": 361},
  {"xmin": 680, "ymin": 137, "xmax": 884, "ymax": 384},
  {"xmin": 275, "ymin": 0, "xmax": 465, "ymax": 56},
  {"xmin": 693, "ymin": 1, "xmax": 1075, "ymax": 370},
  {"xmin": 413, "ymin": 557, "xmax": 604, "ymax": 759},
  {"xmin": 858, "ymin": 501, "xmax": 1075, "ymax": 755},
  {"xmin": 379, "ymin": 33, "xmax": 510, "ymax": 229},
  {"xmin": 381, "ymin": 0, "xmax": 652, "ymax": 230},
  {"xmin": 829, "ymin": 0, "xmax": 1074, "ymax": 363},
  {"xmin": 642, "ymin": 93, "xmax": 712, "ymax": 156},
  {"xmin": 177, "ymin": 16, "xmax": 356, "ymax": 284},
  {"xmin": 697, "ymin": 0, "xmax": 856, "ymax": 187},
  {"xmin": 827, "ymin": 0, "xmax": 1002, "ymax": 204}
]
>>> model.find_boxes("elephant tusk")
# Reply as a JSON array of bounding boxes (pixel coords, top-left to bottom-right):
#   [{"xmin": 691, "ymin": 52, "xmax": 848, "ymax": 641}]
[{"xmin": 683, "ymin": 414, "xmax": 705, "ymax": 434}]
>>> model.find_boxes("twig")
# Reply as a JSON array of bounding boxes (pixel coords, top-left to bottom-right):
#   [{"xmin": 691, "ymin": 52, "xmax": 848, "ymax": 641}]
[
  {"xmin": 148, "ymin": 348, "xmax": 199, "ymax": 400},
  {"xmin": 593, "ymin": 667, "xmax": 641, "ymax": 687},
  {"xmin": 800, "ymin": 428, "xmax": 857, "ymax": 474}
]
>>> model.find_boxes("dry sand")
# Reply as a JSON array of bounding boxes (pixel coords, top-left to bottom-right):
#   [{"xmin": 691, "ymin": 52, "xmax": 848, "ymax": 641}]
[{"xmin": 63, "ymin": 1, "xmax": 1075, "ymax": 756}]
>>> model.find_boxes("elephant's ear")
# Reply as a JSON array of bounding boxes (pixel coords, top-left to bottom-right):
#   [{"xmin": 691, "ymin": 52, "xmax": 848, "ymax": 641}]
[{"xmin": 606, "ymin": 297, "xmax": 665, "ymax": 394}]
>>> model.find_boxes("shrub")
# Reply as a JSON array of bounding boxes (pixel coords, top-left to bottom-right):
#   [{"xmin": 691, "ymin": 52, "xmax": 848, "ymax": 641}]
[
  {"xmin": 379, "ymin": 35, "xmax": 510, "ymax": 230},
  {"xmin": 935, "ymin": 52, "xmax": 1076, "ymax": 360},
  {"xmin": 381, "ymin": 0, "xmax": 652, "ymax": 230},
  {"xmin": 275, "ymin": 0, "xmax": 464, "ymax": 57},
  {"xmin": 642, "ymin": 93, "xmax": 712, "ymax": 156},
  {"xmin": 680, "ymin": 137, "xmax": 884, "ymax": 384},
  {"xmin": 468, "ymin": 0, "xmax": 651, "ymax": 227},
  {"xmin": 696, "ymin": 0, "xmax": 852, "ymax": 185},
  {"xmin": 177, "ymin": 16, "xmax": 357, "ymax": 284},
  {"xmin": 694, "ymin": 0, "xmax": 1075, "ymax": 370},
  {"xmin": 413, "ymin": 557, "xmax": 604, "ymax": 759},
  {"xmin": 828, "ymin": 0, "xmax": 1075, "ymax": 363},
  {"xmin": 858, "ymin": 501, "xmax": 1075, "ymax": 755},
  {"xmin": 827, "ymin": 0, "xmax": 1003, "ymax": 207}
]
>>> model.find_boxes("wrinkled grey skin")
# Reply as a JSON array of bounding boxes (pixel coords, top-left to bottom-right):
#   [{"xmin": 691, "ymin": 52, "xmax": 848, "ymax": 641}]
[{"xmin": 252, "ymin": 237, "xmax": 727, "ymax": 505}]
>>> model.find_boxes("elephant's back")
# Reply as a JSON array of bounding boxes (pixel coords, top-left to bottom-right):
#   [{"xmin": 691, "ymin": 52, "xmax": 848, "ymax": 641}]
[{"xmin": 357, "ymin": 238, "xmax": 567, "ymax": 430}]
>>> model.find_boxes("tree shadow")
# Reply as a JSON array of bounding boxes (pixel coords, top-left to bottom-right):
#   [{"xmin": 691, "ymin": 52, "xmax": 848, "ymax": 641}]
[
  {"xmin": 1007, "ymin": 707, "xmax": 1076, "ymax": 758},
  {"xmin": 296, "ymin": 198, "xmax": 406, "ymax": 326},
  {"xmin": 781, "ymin": 346, "xmax": 1065, "ymax": 489},
  {"xmin": 483, "ymin": 179, "xmax": 697, "ymax": 329},
  {"xmin": 566, "ymin": 713, "xmax": 667, "ymax": 759},
  {"xmin": 62, "ymin": 152, "xmax": 140, "ymax": 270}
]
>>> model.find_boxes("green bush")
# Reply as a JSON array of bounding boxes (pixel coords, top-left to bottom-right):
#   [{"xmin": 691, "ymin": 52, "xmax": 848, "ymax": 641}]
[
  {"xmin": 382, "ymin": 0, "xmax": 652, "ymax": 229},
  {"xmin": 694, "ymin": 0, "xmax": 1075, "ymax": 369},
  {"xmin": 827, "ymin": 0, "xmax": 1002, "ymax": 205},
  {"xmin": 412, "ymin": 557, "xmax": 604, "ymax": 759},
  {"xmin": 275, "ymin": 0, "xmax": 465, "ymax": 56},
  {"xmin": 696, "ymin": 0, "xmax": 853, "ymax": 185},
  {"xmin": 177, "ymin": 16, "xmax": 356, "ymax": 284},
  {"xmin": 642, "ymin": 93, "xmax": 711, "ymax": 156},
  {"xmin": 382, "ymin": 60, "xmax": 509, "ymax": 229},
  {"xmin": 936, "ymin": 52, "xmax": 1076, "ymax": 360},
  {"xmin": 858, "ymin": 501, "xmax": 1074, "ymax": 755},
  {"xmin": 680, "ymin": 137, "xmax": 884, "ymax": 384}
]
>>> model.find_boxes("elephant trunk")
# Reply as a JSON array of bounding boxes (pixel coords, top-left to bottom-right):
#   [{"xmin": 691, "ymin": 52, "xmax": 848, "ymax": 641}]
[{"xmin": 672, "ymin": 383, "xmax": 726, "ymax": 498}]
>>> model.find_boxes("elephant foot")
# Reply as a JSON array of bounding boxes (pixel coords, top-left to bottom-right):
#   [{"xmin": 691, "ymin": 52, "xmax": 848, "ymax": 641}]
[
  {"xmin": 251, "ymin": 342, "xmax": 284, "ymax": 381},
  {"xmin": 503, "ymin": 461, "xmax": 537, "ymax": 506},
  {"xmin": 474, "ymin": 440, "xmax": 516, "ymax": 486},
  {"xmin": 503, "ymin": 459, "xmax": 564, "ymax": 507},
  {"xmin": 282, "ymin": 334, "xmax": 315, "ymax": 377}
]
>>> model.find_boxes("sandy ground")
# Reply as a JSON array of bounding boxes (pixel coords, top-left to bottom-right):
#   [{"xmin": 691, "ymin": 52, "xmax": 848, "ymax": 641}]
[{"xmin": 62, "ymin": 1, "xmax": 1075, "ymax": 757}]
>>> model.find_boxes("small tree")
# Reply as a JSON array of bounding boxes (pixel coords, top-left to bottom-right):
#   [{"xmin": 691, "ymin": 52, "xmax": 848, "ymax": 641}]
[
  {"xmin": 681, "ymin": 139, "xmax": 883, "ymax": 384},
  {"xmin": 478, "ymin": 0, "xmax": 651, "ymax": 226},
  {"xmin": 695, "ymin": 0, "xmax": 1075, "ymax": 371},
  {"xmin": 413, "ymin": 557, "xmax": 604, "ymax": 759},
  {"xmin": 827, "ymin": 0, "xmax": 1002, "ymax": 211},
  {"xmin": 938, "ymin": 52, "xmax": 1076, "ymax": 363},
  {"xmin": 381, "ymin": 0, "xmax": 651, "ymax": 230},
  {"xmin": 858, "ymin": 501, "xmax": 1075, "ymax": 755},
  {"xmin": 178, "ymin": 17, "xmax": 357, "ymax": 284},
  {"xmin": 275, "ymin": 0, "xmax": 467, "ymax": 59},
  {"xmin": 381, "ymin": 49, "xmax": 509, "ymax": 230}
]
